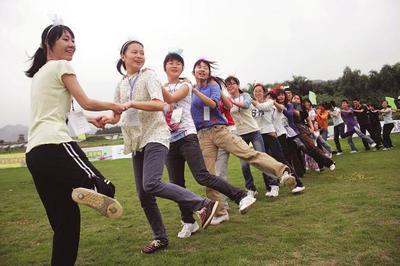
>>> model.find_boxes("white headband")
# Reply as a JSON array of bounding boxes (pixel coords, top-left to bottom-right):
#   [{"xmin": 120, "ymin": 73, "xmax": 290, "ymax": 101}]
[{"xmin": 44, "ymin": 14, "xmax": 64, "ymax": 45}]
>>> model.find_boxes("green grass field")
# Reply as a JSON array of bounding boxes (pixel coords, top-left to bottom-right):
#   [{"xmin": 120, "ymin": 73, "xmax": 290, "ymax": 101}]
[{"xmin": 1, "ymin": 135, "xmax": 399, "ymax": 265}]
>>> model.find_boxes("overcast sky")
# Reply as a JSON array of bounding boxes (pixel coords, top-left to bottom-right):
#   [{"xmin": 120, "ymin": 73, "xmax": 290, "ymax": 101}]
[{"xmin": 0, "ymin": 0, "xmax": 399, "ymax": 128}]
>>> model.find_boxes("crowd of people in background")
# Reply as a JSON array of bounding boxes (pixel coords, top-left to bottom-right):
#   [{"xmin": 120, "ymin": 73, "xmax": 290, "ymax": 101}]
[{"xmin": 24, "ymin": 22, "xmax": 399, "ymax": 264}]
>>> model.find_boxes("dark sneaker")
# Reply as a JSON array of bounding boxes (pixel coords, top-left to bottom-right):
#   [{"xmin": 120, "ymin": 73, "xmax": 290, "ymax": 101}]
[
  {"xmin": 197, "ymin": 200, "xmax": 219, "ymax": 230},
  {"xmin": 142, "ymin": 239, "xmax": 168, "ymax": 254},
  {"xmin": 71, "ymin": 187, "xmax": 123, "ymax": 219}
]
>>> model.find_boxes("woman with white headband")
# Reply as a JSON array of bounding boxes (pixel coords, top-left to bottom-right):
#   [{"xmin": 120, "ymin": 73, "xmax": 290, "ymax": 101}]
[
  {"xmin": 103, "ymin": 41, "xmax": 219, "ymax": 254},
  {"xmin": 25, "ymin": 22, "xmax": 125, "ymax": 265}
]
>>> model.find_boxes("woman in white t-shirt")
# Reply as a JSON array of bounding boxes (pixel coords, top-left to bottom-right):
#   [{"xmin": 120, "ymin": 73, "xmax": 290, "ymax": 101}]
[
  {"xmin": 103, "ymin": 42, "xmax": 218, "ymax": 254},
  {"xmin": 379, "ymin": 100, "xmax": 397, "ymax": 150},
  {"xmin": 25, "ymin": 23, "xmax": 125, "ymax": 265},
  {"xmin": 226, "ymin": 76, "xmax": 288, "ymax": 198},
  {"xmin": 161, "ymin": 53, "xmax": 254, "ymax": 238},
  {"xmin": 252, "ymin": 85, "xmax": 305, "ymax": 194}
]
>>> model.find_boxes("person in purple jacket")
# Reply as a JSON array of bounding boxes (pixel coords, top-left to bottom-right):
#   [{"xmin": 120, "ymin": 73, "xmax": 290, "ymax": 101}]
[{"xmin": 340, "ymin": 99, "xmax": 376, "ymax": 153}]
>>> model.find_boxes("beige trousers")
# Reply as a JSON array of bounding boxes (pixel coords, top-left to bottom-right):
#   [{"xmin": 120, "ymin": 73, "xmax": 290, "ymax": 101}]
[{"xmin": 197, "ymin": 125, "xmax": 288, "ymax": 216}]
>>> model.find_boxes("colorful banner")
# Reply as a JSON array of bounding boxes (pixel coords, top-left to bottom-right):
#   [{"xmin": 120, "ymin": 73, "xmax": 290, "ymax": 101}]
[
  {"xmin": 309, "ymin": 91, "xmax": 317, "ymax": 105},
  {"xmin": 83, "ymin": 146, "xmax": 113, "ymax": 161},
  {"xmin": 0, "ymin": 153, "xmax": 26, "ymax": 169}
]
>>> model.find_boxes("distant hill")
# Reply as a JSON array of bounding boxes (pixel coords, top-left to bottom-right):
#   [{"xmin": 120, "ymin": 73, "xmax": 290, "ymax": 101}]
[{"xmin": 0, "ymin": 124, "xmax": 28, "ymax": 143}]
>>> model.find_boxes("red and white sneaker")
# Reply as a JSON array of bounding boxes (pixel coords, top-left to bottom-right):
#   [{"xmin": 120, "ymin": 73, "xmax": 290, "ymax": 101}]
[{"xmin": 197, "ymin": 200, "xmax": 219, "ymax": 230}]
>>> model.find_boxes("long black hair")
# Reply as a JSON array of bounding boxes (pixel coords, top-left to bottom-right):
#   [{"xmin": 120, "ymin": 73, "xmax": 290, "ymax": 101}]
[
  {"xmin": 116, "ymin": 40, "xmax": 144, "ymax": 75},
  {"xmin": 25, "ymin": 24, "xmax": 74, "ymax": 78},
  {"xmin": 192, "ymin": 58, "xmax": 224, "ymax": 87}
]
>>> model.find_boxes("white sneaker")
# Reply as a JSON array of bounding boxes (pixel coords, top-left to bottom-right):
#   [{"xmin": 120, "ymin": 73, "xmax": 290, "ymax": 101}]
[
  {"xmin": 292, "ymin": 186, "xmax": 305, "ymax": 194},
  {"xmin": 370, "ymin": 143, "xmax": 377, "ymax": 148},
  {"xmin": 247, "ymin": 190, "xmax": 258, "ymax": 198},
  {"xmin": 177, "ymin": 221, "xmax": 200, "ymax": 238},
  {"xmin": 329, "ymin": 162, "xmax": 336, "ymax": 171},
  {"xmin": 350, "ymin": 150, "xmax": 358, "ymax": 154},
  {"xmin": 239, "ymin": 195, "xmax": 256, "ymax": 214},
  {"xmin": 315, "ymin": 168, "xmax": 320, "ymax": 172},
  {"xmin": 265, "ymin": 191, "xmax": 272, "ymax": 197},
  {"xmin": 269, "ymin": 185, "xmax": 279, "ymax": 197},
  {"xmin": 336, "ymin": 152, "xmax": 343, "ymax": 156},
  {"xmin": 382, "ymin": 147, "xmax": 389, "ymax": 151},
  {"xmin": 210, "ymin": 213, "xmax": 230, "ymax": 225},
  {"xmin": 280, "ymin": 171, "xmax": 296, "ymax": 187}
]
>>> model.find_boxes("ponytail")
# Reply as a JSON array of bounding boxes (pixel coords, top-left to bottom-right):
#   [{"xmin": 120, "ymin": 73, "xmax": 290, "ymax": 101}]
[
  {"xmin": 116, "ymin": 59, "xmax": 126, "ymax": 76},
  {"xmin": 25, "ymin": 47, "xmax": 47, "ymax": 78}
]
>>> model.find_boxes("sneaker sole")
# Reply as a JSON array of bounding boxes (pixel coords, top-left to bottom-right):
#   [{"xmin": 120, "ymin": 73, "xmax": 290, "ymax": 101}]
[
  {"xmin": 239, "ymin": 197, "xmax": 256, "ymax": 215},
  {"xmin": 202, "ymin": 201, "xmax": 219, "ymax": 230},
  {"xmin": 72, "ymin": 188, "xmax": 123, "ymax": 219},
  {"xmin": 281, "ymin": 175, "xmax": 296, "ymax": 188}
]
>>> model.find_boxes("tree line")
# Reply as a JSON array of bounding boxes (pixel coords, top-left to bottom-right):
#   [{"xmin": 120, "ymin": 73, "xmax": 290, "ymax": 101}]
[{"xmin": 246, "ymin": 62, "xmax": 400, "ymax": 106}]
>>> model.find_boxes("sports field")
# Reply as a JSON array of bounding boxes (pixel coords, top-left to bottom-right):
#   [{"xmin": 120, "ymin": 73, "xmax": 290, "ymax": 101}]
[{"xmin": 1, "ymin": 135, "xmax": 399, "ymax": 265}]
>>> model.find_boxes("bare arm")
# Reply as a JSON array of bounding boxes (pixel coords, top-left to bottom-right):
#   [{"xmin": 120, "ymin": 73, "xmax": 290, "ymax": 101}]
[
  {"xmin": 192, "ymin": 87, "xmax": 217, "ymax": 109},
  {"xmin": 63, "ymin": 74, "xmax": 125, "ymax": 113},
  {"xmin": 221, "ymin": 92, "xmax": 233, "ymax": 109},
  {"xmin": 307, "ymin": 117, "xmax": 315, "ymax": 132},
  {"xmin": 274, "ymin": 101, "xmax": 285, "ymax": 112},
  {"xmin": 162, "ymin": 84, "xmax": 189, "ymax": 104},
  {"xmin": 124, "ymin": 99, "xmax": 165, "ymax": 112},
  {"xmin": 329, "ymin": 110, "xmax": 339, "ymax": 117}
]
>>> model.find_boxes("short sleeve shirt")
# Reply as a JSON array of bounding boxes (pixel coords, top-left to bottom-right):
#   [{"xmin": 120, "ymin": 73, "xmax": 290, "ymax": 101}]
[
  {"xmin": 26, "ymin": 60, "xmax": 75, "ymax": 153},
  {"xmin": 114, "ymin": 70, "xmax": 170, "ymax": 153},
  {"xmin": 166, "ymin": 82, "xmax": 197, "ymax": 142},
  {"xmin": 382, "ymin": 108, "xmax": 394, "ymax": 124},
  {"xmin": 329, "ymin": 107, "xmax": 344, "ymax": 126},
  {"xmin": 191, "ymin": 83, "xmax": 228, "ymax": 131},
  {"xmin": 230, "ymin": 93, "xmax": 259, "ymax": 135}
]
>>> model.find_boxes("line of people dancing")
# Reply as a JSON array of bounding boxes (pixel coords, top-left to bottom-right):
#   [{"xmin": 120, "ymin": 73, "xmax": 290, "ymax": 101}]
[{"xmin": 24, "ymin": 22, "xmax": 396, "ymax": 265}]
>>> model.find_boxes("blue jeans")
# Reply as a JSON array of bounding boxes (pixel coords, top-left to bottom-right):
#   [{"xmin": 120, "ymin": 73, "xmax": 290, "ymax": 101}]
[
  {"xmin": 320, "ymin": 129, "xmax": 328, "ymax": 141},
  {"xmin": 239, "ymin": 131, "xmax": 279, "ymax": 191}
]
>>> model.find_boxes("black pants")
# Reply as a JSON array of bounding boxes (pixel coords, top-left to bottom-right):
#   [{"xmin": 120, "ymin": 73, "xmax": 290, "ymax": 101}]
[
  {"xmin": 369, "ymin": 123, "xmax": 383, "ymax": 148},
  {"xmin": 333, "ymin": 123, "xmax": 345, "ymax": 153},
  {"xmin": 359, "ymin": 123, "xmax": 373, "ymax": 150},
  {"xmin": 265, "ymin": 133, "xmax": 303, "ymax": 187},
  {"xmin": 26, "ymin": 142, "xmax": 115, "ymax": 266},
  {"xmin": 166, "ymin": 134, "xmax": 246, "ymax": 223},
  {"xmin": 382, "ymin": 123, "xmax": 394, "ymax": 148}
]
